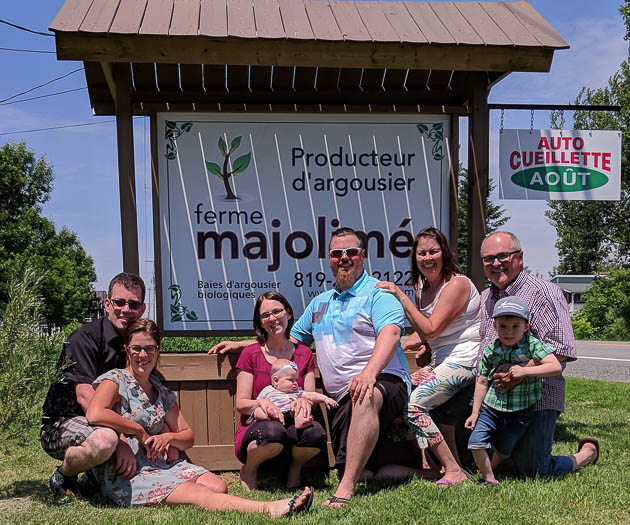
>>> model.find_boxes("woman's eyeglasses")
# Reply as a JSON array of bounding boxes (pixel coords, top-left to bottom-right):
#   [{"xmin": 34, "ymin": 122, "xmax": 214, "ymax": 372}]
[
  {"xmin": 259, "ymin": 307, "xmax": 286, "ymax": 320},
  {"xmin": 127, "ymin": 345, "xmax": 159, "ymax": 355}
]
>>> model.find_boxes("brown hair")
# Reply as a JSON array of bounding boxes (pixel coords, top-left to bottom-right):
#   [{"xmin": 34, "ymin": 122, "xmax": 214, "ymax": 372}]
[
  {"xmin": 253, "ymin": 291, "xmax": 294, "ymax": 344},
  {"xmin": 108, "ymin": 272, "xmax": 146, "ymax": 302},
  {"xmin": 409, "ymin": 227, "xmax": 463, "ymax": 286},
  {"xmin": 328, "ymin": 227, "xmax": 364, "ymax": 251},
  {"xmin": 124, "ymin": 318, "xmax": 161, "ymax": 375}
]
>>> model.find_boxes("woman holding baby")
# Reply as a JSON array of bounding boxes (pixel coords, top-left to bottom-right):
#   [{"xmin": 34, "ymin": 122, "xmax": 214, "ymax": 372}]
[{"xmin": 230, "ymin": 291, "xmax": 328, "ymax": 490}]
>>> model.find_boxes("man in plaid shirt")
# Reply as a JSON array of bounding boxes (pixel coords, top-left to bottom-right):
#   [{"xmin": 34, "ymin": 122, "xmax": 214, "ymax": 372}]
[{"xmin": 479, "ymin": 231, "xmax": 599, "ymax": 476}]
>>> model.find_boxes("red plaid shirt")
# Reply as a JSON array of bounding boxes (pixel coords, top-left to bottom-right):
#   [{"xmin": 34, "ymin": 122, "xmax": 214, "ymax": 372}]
[{"xmin": 480, "ymin": 271, "xmax": 576, "ymax": 412}]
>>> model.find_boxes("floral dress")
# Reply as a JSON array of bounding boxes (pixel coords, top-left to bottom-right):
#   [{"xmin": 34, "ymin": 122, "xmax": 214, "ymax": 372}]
[{"xmin": 92, "ymin": 369, "xmax": 208, "ymax": 506}]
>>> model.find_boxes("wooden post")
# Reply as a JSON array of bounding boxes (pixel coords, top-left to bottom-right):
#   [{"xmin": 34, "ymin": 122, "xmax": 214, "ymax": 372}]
[
  {"xmin": 467, "ymin": 73, "xmax": 489, "ymax": 290},
  {"xmin": 150, "ymin": 114, "xmax": 163, "ymax": 328},
  {"xmin": 449, "ymin": 114, "xmax": 459, "ymax": 256},
  {"xmin": 115, "ymin": 63, "xmax": 140, "ymax": 275}
]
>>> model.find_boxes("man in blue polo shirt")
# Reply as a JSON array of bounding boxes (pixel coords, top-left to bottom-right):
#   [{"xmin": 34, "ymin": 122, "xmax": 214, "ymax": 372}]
[{"xmin": 291, "ymin": 227, "xmax": 410, "ymax": 508}]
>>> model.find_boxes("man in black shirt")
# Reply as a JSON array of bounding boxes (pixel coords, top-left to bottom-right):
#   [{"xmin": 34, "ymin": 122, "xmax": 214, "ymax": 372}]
[{"xmin": 41, "ymin": 273, "xmax": 146, "ymax": 496}]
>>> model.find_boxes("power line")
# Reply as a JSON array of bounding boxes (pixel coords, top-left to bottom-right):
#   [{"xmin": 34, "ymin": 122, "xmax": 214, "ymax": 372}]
[
  {"xmin": 0, "ymin": 18, "xmax": 54, "ymax": 37},
  {"xmin": 0, "ymin": 67, "xmax": 84, "ymax": 104},
  {"xmin": 0, "ymin": 117, "xmax": 145, "ymax": 137},
  {"xmin": 0, "ymin": 87, "xmax": 87, "ymax": 106},
  {"xmin": 0, "ymin": 46, "xmax": 56, "ymax": 54}
]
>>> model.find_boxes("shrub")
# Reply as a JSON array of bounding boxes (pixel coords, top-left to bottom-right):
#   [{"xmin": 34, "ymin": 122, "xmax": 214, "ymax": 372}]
[
  {"xmin": 0, "ymin": 266, "xmax": 63, "ymax": 447},
  {"xmin": 161, "ymin": 336, "xmax": 252, "ymax": 353},
  {"xmin": 571, "ymin": 314, "xmax": 596, "ymax": 340},
  {"xmin": 576, "ymin": 270, "xmax": 630, "ymax": 341}
]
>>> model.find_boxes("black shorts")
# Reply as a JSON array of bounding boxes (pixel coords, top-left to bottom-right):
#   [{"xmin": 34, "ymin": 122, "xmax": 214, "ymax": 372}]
[
  {"xmin": 238, "ymin": 414, "xmax": 326, "ymax": 463},
  {"xmin": 329, "ymin": 373, "xmax": 408, "ymax": 468}
]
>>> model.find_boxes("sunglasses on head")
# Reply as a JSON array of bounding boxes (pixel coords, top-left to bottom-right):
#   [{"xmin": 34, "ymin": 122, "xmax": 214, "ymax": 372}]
[
  {"xmin": 110, "ymin": 298, "xmax": 144, "ymax": 311},
  {"xmin": 328, "ymin": 247, "xmax": 362, "ymax": 259}
]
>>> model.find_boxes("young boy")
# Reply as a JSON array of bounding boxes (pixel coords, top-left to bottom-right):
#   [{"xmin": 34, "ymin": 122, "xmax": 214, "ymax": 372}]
[
  {"xmin": 252, "ymin": 359, "xmax": 338, "ymax": 429},
  {"xmin": 465, "ymin": 296, "xmax": 562, "ymax": 486}
]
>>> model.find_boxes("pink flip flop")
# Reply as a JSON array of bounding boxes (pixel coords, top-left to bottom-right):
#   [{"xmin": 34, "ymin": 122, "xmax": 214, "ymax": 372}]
[{"xmin": 435, "ymin": 477, "xmax": 466, "ymax": 487}]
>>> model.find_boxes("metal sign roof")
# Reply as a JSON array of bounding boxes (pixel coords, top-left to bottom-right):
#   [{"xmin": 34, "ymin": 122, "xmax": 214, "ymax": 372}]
[{"xmin": 50, "ymin": 0, "xmax": 569, "ymax": 115}]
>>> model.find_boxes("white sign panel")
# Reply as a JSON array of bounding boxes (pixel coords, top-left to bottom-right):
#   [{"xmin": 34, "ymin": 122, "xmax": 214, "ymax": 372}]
[
  {"xmin": 157, "ymin": 113, "xmax": 450, "ymax": 332},
  {"xmin": 498, "ymin": 129, "xmax": 621, "ymax": 200}
]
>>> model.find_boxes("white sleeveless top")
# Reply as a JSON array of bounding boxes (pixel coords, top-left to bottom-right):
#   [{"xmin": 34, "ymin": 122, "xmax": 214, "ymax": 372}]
[{"xmin": 415, "ymin": 275, "xmax": 481, "ymax": 367}]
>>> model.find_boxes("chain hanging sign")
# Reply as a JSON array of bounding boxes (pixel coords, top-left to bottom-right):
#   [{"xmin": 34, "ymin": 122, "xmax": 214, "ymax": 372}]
[
  {"xmin": 498, "ymin": 129, "xmax": 621, "ymax": 200},
  {"xmin": 157, "ymin": 113, "xmax": 450, "ymax": 333}
]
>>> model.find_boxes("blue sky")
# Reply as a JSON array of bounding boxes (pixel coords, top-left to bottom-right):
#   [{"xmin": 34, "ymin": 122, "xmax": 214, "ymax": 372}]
[{"xmin": 0, "ymin": 1, "xmax": 626, "ymax": 313}]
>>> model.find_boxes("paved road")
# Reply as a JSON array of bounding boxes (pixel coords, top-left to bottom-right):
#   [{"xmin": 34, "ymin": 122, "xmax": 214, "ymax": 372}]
[{"xmin": 564, "ymin": 341, "xmax": 630, "ymax": 383}]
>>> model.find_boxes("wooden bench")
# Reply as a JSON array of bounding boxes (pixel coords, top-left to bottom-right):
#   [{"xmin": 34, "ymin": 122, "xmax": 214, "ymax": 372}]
[{"xmin": 160, "ymin": 351, "xmax": 425, "ymax": 471}]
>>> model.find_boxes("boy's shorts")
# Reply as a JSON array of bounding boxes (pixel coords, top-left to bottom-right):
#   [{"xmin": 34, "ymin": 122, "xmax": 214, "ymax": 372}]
[{"xmin": 468, "ymin": 404, "xmax": 535, "ymax": 458}]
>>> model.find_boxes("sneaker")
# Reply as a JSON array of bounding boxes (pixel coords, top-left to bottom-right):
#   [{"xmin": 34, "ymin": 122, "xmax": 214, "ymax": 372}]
[{"xmin": 49, "ymin": 466, "xmax": 81, "ymax": 497}]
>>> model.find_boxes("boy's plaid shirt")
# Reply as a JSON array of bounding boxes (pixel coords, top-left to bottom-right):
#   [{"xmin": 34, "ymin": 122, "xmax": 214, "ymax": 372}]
[{"xmin": 480, "ymin": 333, "xmax": 553, "ymax": 412}]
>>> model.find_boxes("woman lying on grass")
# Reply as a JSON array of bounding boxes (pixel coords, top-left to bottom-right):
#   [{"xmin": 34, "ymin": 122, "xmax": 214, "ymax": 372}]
[{"xmin": 86, "ymin": 318, "xmax": 313, "ymax": 518}]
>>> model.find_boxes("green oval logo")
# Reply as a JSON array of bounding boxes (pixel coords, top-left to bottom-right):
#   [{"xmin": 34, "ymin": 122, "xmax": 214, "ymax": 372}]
[{"xmin": 511, "ymin": 166, "xmax": 609, "ymax": 192}]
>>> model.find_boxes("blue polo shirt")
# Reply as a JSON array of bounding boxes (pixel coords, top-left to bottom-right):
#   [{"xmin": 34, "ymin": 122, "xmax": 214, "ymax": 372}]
[{"xmin": 291, "ymin": 271, "xmax": 410, "ymax": 401}]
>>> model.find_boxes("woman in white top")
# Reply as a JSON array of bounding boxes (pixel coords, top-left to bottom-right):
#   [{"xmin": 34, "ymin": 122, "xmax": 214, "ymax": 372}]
[{"xmin": 376, "ymin": 227, "xmax": 480, "ymax": 485}]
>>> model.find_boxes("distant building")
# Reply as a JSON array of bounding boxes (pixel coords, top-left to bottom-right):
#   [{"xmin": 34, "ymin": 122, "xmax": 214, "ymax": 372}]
[
  {"xmin": 91, "ymin": 290, "xmax": 107, "ymax": 320},
  {"xmin": 550, "ymin": 275, "xmax": 598, "ymax": 315}
]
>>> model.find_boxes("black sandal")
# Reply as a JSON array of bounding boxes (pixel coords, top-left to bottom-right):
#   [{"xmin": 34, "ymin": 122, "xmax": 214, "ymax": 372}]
[
  {"xmin": 287, "ymin": 486, "xmax": 314, "ymax": 517},
  {"xmin": 322, "ymin": 495, "xmax": 350, "ymax": 507}
]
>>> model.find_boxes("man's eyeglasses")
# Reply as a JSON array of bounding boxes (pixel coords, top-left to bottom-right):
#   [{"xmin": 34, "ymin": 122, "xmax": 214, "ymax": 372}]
[
  {"xmin": 481, "ymin": 250, "xmax": 521, "ymax": 265},
  {"xmin": 127, "ymin": 345, "xmax": 159, "ymax": 355},
  {"xmin": 110, "ymin": 298, "xmax": 144, "ymax": 311},
  {"xmin": 329, "ymin": 247, "xmax": 363, "ymax": 259},
  {"xmin": 259, "ymin": 307, "xmax": 286, "ymax": 320}
]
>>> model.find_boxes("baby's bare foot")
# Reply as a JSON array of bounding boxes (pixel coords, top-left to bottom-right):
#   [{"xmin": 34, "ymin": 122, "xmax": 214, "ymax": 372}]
[{"xmin": 294, "ymin": 415, "xmax": 314, "ymax": 429}]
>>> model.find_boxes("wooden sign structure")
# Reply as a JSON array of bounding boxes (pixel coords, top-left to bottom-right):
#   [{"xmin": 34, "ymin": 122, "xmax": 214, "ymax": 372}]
[{"xmin": 50, "ymin": 0, "xmax": 568, "ymax": 470}]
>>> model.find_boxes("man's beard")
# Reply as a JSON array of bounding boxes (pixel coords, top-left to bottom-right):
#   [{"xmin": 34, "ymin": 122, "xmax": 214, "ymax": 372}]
[{"xmin": 335, "ymin": 268, "xmax": 356, "ymax": 291}]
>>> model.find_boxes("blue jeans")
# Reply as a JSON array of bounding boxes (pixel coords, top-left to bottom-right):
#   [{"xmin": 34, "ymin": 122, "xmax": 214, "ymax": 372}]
[
  {"xmin": 511, "ymin": 409, "xmax": 574, "ymax": 477},
  {"xmin": 468, "ymin": 405, "xmax": 534, "ymax": 458}
]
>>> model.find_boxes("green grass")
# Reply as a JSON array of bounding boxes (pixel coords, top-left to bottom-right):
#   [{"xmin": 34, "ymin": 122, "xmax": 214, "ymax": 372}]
[{"xmin": 2, "ymin": 377, "xmax": 629, "ymax": 524}]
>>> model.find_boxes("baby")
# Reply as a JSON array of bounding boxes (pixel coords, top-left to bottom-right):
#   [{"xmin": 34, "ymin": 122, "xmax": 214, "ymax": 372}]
[
  {"xmin": 465, "ymin": 296, "xmax": 562, "ymax": 486},
  {"xmin": 252, "ymin": 359, "xmax": 338, "ymax": 429}
]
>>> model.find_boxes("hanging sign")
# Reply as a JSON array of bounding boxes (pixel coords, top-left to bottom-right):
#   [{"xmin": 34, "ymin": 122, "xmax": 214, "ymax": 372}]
[
  {"xmin": 156, "ymin": 113, "xmax": 450, "ymax": 333},
  {"xmin": 498, "ymin": 129, "xmax": 621, "ymax": 200}
]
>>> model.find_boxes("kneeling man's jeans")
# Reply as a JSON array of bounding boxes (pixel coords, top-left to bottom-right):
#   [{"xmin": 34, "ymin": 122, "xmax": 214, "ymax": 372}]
[{"xmin": 511, "ymin": 409, "xmax": 574, "ymax": 477}]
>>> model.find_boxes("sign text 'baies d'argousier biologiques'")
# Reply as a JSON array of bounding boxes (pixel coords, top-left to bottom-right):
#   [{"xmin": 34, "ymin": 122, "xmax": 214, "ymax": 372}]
[
  {"xmin": 499, "ymin": 129, "xmax": 621, "ymax": 200},
  {"xmin": 157, "ymin": 113, "xmax": 451, "ymax": 332}
]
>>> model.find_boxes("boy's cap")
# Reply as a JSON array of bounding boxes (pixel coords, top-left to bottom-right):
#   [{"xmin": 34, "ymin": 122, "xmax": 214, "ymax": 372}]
[{"xmin": 492, "ymin": 296, "xmax": 530, "ymax": 321}]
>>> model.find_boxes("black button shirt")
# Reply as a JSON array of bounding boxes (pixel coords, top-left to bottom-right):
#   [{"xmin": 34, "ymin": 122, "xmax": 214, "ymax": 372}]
[{"xmin": 42, "ymin": 317, "xmax": 127, "ymax": 425}]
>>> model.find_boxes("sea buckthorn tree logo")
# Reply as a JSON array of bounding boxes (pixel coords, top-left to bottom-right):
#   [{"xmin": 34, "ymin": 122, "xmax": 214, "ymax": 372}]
[{"xmin": 205, "ymin": 136, "xmax": 251, "ymax": 200}]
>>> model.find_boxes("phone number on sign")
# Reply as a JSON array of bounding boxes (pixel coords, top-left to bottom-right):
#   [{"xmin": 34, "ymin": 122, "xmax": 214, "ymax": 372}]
[{"xmin": 293, "ymin": 271, "xmax": 412, "ymax": 288}]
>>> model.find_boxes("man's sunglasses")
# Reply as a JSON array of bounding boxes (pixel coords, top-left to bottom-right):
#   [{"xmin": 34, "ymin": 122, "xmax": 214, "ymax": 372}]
[
  {"xmin": 110, "ymin": 298, "xmax": 144, "ymax": 311},
  {"xmin": 329, "ymin": 248, "xmax": 363, "ymax": 259}
]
